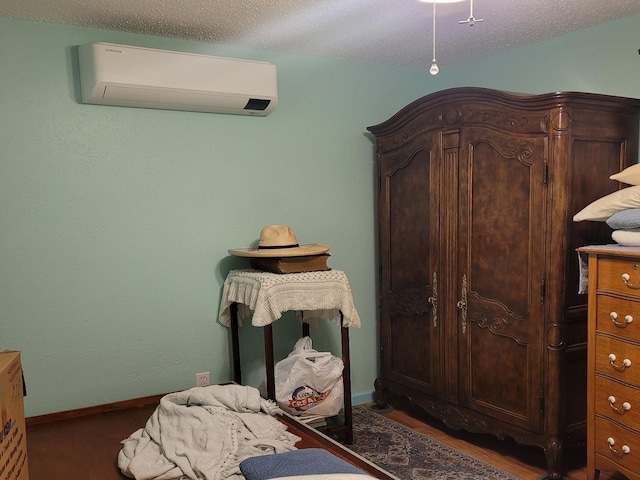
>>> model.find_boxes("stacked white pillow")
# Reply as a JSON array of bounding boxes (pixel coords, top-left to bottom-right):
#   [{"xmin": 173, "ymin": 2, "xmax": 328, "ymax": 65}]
[{"xmin": 573, "ymin": 163, "xmax": 640, "ymax": 245}]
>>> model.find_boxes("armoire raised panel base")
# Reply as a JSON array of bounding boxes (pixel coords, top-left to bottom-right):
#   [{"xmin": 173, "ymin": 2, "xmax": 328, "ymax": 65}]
[{"xmin": 367, "ymin": 88, "xmax": 640, "ymax": 479}]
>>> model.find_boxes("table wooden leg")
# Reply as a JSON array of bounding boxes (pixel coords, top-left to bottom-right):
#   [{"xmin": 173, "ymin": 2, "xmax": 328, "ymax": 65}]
[
  {"xmin": 264, "ymin": 323, "xmax": 276, "ymax": 401},
  {"xmin": 341, "ymin": 313, "xmax": 353, "ymax": 444},
  {"xmin": 230, "ymin": 302, "xmax": 242, "ymax": 385},
  {"xmin": 302, "ymin": 320, "xmax": 310, "ymax": 337}
]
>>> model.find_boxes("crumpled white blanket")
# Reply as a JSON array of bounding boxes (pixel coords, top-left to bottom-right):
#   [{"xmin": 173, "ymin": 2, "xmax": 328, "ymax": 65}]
[{"xmin": 118, "ymin": 384, "xmax": 301, "ymax": 480}]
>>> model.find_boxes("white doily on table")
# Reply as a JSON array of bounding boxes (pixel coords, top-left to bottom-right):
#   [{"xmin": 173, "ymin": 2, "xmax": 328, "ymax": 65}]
[{"xmin": 218, "ymin": 269, "xmax": 361, "ymax": 328}]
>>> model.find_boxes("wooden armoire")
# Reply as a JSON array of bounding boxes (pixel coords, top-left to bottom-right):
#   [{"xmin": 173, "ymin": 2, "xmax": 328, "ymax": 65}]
[{"xmin": 367, "ymin": 88, "xmax": 640, "ymax": 479}]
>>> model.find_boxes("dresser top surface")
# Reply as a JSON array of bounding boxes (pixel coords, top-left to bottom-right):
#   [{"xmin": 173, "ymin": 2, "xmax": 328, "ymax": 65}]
[{"xmin": 578, "ymin": 244, "xmax": 640, "ymax": 257}]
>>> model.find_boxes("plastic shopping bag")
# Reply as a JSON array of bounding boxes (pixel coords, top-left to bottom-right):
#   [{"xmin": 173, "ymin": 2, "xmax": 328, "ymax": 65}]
[{"xmin": 274, "ymin": 336, "xmax": 344, "ymax": 416}]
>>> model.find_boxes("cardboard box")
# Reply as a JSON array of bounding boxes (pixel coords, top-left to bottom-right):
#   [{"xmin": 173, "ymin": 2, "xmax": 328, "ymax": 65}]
[{"xmin": 0, "ymin": 351, "xmax": 29, "ymax": 480}]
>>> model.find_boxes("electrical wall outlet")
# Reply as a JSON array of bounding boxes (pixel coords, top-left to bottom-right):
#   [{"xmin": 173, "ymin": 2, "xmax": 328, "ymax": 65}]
[{"xmin": 196, "ymin": 372, "xmax": 210, "ymax": 387}]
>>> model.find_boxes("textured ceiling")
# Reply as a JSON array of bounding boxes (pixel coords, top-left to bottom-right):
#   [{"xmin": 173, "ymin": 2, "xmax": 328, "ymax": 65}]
[{"xmin": 1, "ymin": 0, "xmax": 639, "ymax": 68}]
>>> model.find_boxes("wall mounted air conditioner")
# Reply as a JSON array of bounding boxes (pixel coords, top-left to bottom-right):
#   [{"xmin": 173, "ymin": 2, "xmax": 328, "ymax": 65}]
[{"xmin": 77, "ymin": 42, "xmax": 278, "ymax": 116}]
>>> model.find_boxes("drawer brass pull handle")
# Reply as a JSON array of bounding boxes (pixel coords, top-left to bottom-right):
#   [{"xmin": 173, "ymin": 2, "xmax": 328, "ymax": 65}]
[
  {"xmin": 608, "ymin": 395, "xmax": 632, "ymax": 413},
  {"xmin": 609, "ymin": 312, "xmax": 634, "ymax": 328},
  {"xmin": 607, "ymin": 437, "xmax": 631, "ymax": 455},
  {"xmin": 608, "ymin": 353, "xmax": 632, "ymax": 371},
  {"xmin": 622, "ymin": 272, "xmax": 640, "ymax": 289}
]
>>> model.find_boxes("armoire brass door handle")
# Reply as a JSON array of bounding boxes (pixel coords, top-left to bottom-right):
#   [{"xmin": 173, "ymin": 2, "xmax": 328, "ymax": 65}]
[
  {"xmin": 427, "ymin": 271, "xmax": 438, "ymax": 328},
  {"xmin": 457, "ymin": 274, "xmax": 467, "ymax": 333}
]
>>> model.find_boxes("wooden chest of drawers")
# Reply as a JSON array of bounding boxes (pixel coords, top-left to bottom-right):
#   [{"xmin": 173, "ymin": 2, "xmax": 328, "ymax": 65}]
[{"xmin": 580, "ymin": 245, "xmax": 640, "ymax": 480}]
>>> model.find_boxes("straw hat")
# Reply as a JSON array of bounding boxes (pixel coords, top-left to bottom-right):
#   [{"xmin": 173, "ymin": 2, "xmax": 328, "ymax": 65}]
[{"xmin": 228, "ymin": 225, "xmax": 330, "ymax": 257}]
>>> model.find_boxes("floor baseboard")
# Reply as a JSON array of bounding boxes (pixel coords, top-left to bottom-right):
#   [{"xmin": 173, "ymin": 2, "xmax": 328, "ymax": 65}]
[
  {"xmin": 26, "ymin": 392, "xmax": 166, "ymax": 426},
  {"xmin": 27, "ymin": 388, "xmax": 376, "ymax": 426}
]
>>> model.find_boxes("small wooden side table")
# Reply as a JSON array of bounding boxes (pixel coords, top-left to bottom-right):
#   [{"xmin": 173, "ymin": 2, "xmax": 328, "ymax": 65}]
[{"xmin": 218, "ymin": 269, "xmax": 361, "ymax": 444}]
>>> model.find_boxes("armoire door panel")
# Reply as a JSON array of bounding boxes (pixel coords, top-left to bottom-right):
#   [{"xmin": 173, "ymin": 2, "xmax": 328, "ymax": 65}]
[
  {"xmin": 460, "ymin": 132, "xmax": 546, "ymax": 337},
  {"xmin": 387, "ymin": 312, "xmax": 436, "ymax": 390},
  {"xmin": 461, "ymin": 133, "xmax": 546, "ymax": 316},
  {"xmin": 378, "ymin": 139, "xmax": 441, "ymax": 395},
  {"xmin": 386, "ymin": 148, "xmax": 432, "ymax": 293},
  {"xmin": 470, "ymin": 148, "xmax": 533, "ymax": 313},
  {"xmin": 457, "ymin": 129, "xmax": 546, "ymax": 429},
  {"xmin": 467, "ymin": 323, "xmax": 538, "ymax": 426}
]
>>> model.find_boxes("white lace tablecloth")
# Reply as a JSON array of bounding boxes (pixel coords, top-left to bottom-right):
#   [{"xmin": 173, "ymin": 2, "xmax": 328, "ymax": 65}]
[{"xmin": 218, "ymin": 269, "xmax": 361, "ymax": 328}]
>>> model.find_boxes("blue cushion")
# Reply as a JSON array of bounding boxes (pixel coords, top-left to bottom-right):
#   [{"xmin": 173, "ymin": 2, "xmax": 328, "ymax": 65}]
[
  {"xmin": 239, "ymin": 448, "xmax": 364, "ymax": 480},
  {"xmin": 606, "ymin": 208, "xmax": 640, "ymax": 229}
]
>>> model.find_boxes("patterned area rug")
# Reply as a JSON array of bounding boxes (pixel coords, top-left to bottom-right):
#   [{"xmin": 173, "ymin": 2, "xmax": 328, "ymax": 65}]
[{"xmin": 348, "ymin": 405, "xmax": 521, "ymax": 480}]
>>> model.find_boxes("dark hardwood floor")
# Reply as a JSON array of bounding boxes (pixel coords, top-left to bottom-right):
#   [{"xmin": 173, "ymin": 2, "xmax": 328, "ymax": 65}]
[
  {"xmin": 27, "ymin": 400, "xmax": 159, "ymax": 480},
  {"xmin": 25, "ymin": 395, "xmax": 629, "ymax": 480}
]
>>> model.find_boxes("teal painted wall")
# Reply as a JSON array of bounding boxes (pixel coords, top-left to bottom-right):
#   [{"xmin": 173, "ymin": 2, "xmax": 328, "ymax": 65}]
[
  {"xmin": 0, "ymin": 17, "xmax": 429, "ymax": 417},
  {"xmin": 433, "ymin": 13, "xmax": 640, "ymax": 98},
  {"xmin": 1, "ymin": 13, "xmax": 639, "ymax": 417}
]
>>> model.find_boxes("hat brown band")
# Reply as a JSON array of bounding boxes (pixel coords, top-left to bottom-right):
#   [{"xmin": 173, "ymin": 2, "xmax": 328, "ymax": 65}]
[{"xmin": 258, "ymin": 244, "xmax": 300, "ymax": 250}]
